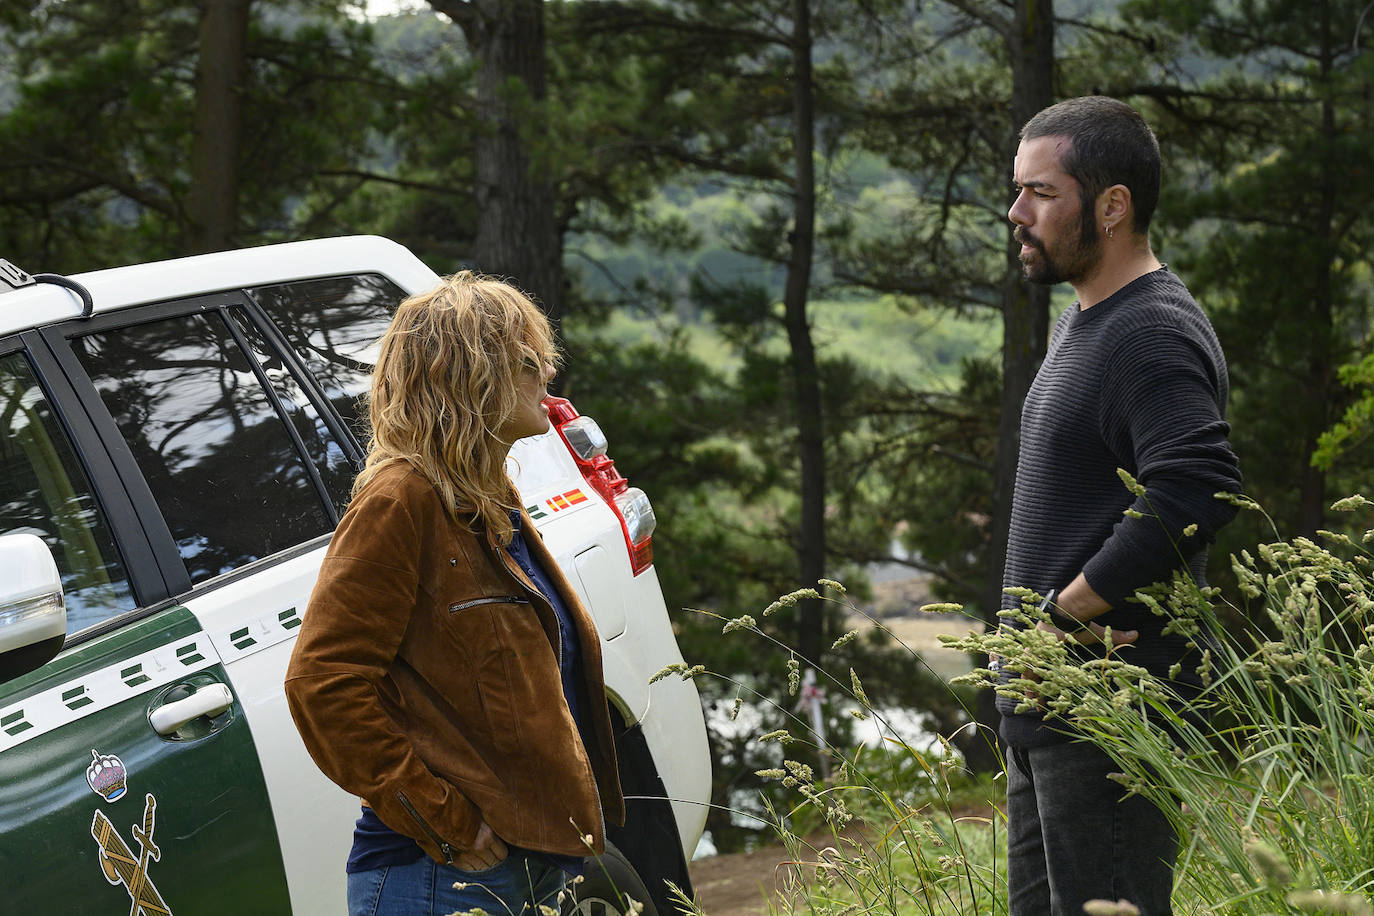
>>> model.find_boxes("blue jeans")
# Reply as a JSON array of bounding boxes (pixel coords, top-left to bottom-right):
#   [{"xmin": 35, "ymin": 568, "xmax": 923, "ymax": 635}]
[
  {"xmin": 347, "ymin": 851, "xmax": 567, "ymax": 916},
  {"xmin": 1007, "ymin": 741, "xmax": 1178, "ymax": 915}
]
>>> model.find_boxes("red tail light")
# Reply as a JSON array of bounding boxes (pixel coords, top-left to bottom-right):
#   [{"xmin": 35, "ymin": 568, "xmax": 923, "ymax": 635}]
[{"xmin": 545, "ymin": 396, "xmax": 657, "ymax": 575}]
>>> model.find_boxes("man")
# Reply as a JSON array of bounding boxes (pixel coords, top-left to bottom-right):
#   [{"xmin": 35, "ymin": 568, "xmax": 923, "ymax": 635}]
[{"xmin": 999, "ymin": 96, "xmax": 1242, "ymax": 914}]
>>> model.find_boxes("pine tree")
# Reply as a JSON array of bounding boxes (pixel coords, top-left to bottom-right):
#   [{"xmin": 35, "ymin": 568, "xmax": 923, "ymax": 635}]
[{"xmin": 0, "ymin": 0, "xmax": 383, "ymax": 268}]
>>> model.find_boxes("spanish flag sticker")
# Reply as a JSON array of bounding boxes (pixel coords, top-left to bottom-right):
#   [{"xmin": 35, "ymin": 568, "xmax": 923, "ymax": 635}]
[{"xmin": 543, "ymin": 489, "xmax": 589, "ymax": 514}]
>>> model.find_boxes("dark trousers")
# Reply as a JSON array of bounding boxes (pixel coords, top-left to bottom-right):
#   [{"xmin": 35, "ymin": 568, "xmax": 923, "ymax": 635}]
[{"xmin": 1006, "ymin": 741, "xmax": 1178, "ymax": 915}]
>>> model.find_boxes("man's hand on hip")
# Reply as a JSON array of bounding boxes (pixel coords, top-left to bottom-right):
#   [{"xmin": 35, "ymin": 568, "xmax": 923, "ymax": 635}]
[{"xmin": 1040, "ymin": 574, "xmax": 1139, "ymax": 648}]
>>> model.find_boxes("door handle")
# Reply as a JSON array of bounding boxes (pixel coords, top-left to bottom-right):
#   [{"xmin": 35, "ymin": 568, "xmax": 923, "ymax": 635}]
[{"xmin": 149, "ymin": 683, "xmax": 234, "ymax": 735}]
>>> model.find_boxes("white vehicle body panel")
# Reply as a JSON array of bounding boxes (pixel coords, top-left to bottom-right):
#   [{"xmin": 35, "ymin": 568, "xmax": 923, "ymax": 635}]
[
  {"xmin": 507, "ymin": 433, "xmax": 709, "ymax": 851},
  {"xmin": 1, "ymin": 236, "xmax": 437, "ymax": 335}
]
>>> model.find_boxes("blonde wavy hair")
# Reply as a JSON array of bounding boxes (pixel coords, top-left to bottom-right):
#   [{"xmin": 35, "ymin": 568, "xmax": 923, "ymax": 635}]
[{"xmin": 354, "ymin": 270, "xmax": 560, "ymax": 545}]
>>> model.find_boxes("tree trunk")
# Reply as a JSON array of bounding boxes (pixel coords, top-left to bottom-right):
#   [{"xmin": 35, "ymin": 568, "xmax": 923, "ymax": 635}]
[
  {"xmin": 439, "ymin": 0, "xmax": 564, "ymax": 326},
  {"xmin": 185, "ymin": 0, "xmax": 251, "ymax": 255},
  {"xmin": 1298, "ymin": 0, "xmax": 1335, "ymax": 538},
  {"xmin": 966, "ymin": 0, "xmax": 1055, "ymax": 773},
  {"xmin": 784, "ymin": 0, "xmax": 827, "ymax": 667}
]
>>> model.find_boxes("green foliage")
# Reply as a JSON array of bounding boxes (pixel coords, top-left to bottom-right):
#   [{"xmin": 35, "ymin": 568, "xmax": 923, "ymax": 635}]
[
  {"xmin": 1313, "ymin": 352, "xmax": 1374, "ymax": 471},
  {"xmin": 314, "ymin": 7, "xmax": 479, "ymax": 265},
  {"xmin": 568, "ymin": 289, "xmax": 1001, "ymax": 678},
  {"xmin": 563, "ymin": 298, "xmax": 1000, "ymax": 839}
]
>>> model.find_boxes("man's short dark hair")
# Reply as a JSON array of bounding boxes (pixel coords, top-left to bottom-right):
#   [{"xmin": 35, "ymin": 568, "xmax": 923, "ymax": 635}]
[{"xmin": 1021, "ymin": 96, "xmax": 1161, "ymax": 235}]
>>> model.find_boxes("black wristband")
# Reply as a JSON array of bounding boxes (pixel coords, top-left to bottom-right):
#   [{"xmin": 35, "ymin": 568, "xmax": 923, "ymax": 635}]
[{"xmin": 1038, "ymin": 588, "xmax": 1088, "ymax": 633}]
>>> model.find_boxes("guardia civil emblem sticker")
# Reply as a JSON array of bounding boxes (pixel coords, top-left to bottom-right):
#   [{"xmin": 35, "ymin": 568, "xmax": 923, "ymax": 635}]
[
  {"xmin": 86, "ymin": 749, "xmax": 128, "ymax": 803},
  {"xmin": 91, "ymin": 793, "xmax": 173, "ymax": 916}
]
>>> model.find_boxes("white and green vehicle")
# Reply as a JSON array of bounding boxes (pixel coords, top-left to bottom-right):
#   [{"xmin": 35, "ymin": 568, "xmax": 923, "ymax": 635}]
[{"xmin": 0, "ymin": 237, "xmax": 709, "ymax": 915}]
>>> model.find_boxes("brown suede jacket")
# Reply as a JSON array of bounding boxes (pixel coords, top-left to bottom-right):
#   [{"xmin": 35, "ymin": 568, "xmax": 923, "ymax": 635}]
[{"xmin": 284, "ymin": 461, "xmax": 625, "ymax": 864}]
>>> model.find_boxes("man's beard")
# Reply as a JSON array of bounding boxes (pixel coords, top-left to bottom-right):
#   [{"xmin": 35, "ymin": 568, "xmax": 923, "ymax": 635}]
[{"xmin": 1016, "ymin": 206, "xmax": 1102, "ymax": 286}]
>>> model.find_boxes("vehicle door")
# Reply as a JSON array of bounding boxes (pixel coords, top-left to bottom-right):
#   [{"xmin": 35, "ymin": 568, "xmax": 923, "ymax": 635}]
[
  {"xmin": 0, "ymin": 331, "xmax": 292, "ymax": 915},
  {"xmin": 171, "ymin": 274, "xmax": 406, "ymax": 914},
  {"xmin": 42, "ymin": 282, "xmax": 409, "ymax": 914}
]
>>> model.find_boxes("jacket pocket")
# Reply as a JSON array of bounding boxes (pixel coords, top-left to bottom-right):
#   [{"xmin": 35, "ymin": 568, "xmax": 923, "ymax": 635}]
[
  {"xmin": 449, "ymin": 595, "xmax": 530, "ymax": 613},
  {"xmin": 436, "ymin": 595, "xmax": 545, "ymax": 758},
  {"xmin": 396, "ymin": 791, "xmax": 455, "ymax": 865}
]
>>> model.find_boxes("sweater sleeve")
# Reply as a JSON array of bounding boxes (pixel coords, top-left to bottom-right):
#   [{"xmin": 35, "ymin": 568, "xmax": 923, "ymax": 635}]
[
  {"xmin": 283, "ymin": 485, "xmax": 480, "ymax": 862},
  {"xmin": 1082, "ymin": 324, "xmax": 1242, "ymax": 607}
]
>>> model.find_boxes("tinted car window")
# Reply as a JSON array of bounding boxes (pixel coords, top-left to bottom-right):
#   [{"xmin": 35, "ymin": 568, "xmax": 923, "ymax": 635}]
[
  {"xmin": 0, "ymin": 351, "xmax": 135, "ymax": 633},
  {"xmin": 70, "ymin": 311, "xmax": 332, "ymax": 584},
  {"xmin": 230, "ymin": 307, "xmax": 354, "ymax": 515},
  {"xmin": 246, "ymin": 275, "xmax": 402, "ymax": 446}
]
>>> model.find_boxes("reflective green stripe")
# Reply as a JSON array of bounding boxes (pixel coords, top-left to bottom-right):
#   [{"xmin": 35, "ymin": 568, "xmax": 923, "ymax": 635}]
[{"xmin": 0, "ymin": 607, "xmax": 216, "ymax": 754}]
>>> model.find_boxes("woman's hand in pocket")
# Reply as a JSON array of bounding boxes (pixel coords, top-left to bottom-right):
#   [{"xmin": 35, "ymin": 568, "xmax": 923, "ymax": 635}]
[{"xmin": 455, "ymin": 820, "xmax": 509, "ymax": 872}]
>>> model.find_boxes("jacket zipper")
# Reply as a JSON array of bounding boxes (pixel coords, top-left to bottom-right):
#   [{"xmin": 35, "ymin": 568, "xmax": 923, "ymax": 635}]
[
  {"xmin": 395, "ymin": 791, "xmax": 455, "ymax": 864},
  {"xmin": 449, "ymin": 595, "xmax": 530, "ymax": 613}
]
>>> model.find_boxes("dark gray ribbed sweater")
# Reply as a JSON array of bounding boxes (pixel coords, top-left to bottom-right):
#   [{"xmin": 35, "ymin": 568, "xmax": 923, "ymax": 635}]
[{"xmin": 997, "ymin": 268, "xmax": 1242, "ymax": 747}]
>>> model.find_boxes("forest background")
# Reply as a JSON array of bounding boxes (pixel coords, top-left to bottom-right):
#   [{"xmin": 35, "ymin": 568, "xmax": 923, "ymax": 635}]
[{"xmin": 3, "ymin": 0, "xmax": 1372, "ymax": 853}]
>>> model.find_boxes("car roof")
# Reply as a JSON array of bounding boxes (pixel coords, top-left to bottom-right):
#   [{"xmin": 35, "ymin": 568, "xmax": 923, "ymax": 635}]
[{"xmin": 0, "ymin": 236, "xmax": 440, "ymax": 337}]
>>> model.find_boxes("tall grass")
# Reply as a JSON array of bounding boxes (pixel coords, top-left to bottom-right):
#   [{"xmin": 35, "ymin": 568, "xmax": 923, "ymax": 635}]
[
  {"xmin": 946, "ymin": 490, "xmax": 1374, "ymax": 914},
  {"xmin": 666, "ymin": 492, "xmax": 1374, "ymax": 915}
]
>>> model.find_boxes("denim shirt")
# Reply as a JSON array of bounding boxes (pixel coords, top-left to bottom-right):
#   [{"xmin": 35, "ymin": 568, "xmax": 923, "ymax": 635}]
[{"xmin": 504, "ymin": 510, "xmax": 585, "ymax": 734}]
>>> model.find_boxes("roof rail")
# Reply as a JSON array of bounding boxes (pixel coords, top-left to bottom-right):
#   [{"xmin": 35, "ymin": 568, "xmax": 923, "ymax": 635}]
[{"xmin": 0, "ymin": 259, "xmax": 95, "ymax": 319}]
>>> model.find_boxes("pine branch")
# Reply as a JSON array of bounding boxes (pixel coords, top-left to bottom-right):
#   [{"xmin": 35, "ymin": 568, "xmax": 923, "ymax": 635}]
[
  {"xmin": 1057, "ymin": 15, "xmax": 1161, "ymax": 51},
  {"xmin": 0, "ymin": 159, "xmax": 175, "ymax": 216},
  {"xmin": 938, "ymin": 0, "xmax": 1010, "ymax": 40},
  {"xmin": 567, "ymin": 2, "xmax": 792, "ymax": 49},
  {"xmin": 317, "ymin": 169, "xmax": 473, "ymax": 195},
  {"xmin": 426, "ymin": 0, "xmax": 479, "ymax": 33}
]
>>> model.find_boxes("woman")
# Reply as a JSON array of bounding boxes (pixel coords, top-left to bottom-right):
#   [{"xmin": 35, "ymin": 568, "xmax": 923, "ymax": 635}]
[{"xmin": 285, "ymin": 271, "xmax": 624, "ymax": 916}]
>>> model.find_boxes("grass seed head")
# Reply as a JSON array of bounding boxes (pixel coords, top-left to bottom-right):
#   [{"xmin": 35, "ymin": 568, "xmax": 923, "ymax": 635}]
[
  {"xmin": 1330, "ymin": 494, "xmax": 1372, "ymax": 512},
  {"xmin": 1245, "ymin": 838, "xmax": 1294, "ymax": 886},
  {"xmin": 1117, "ymin": 467, "xmax": 1147, "ymax": 496},
  {"xmin": 757, "ymin": 728, "xmax": 794, "ymax": 745},
  {"xmin": 1286, "ymin": 890, "xmax": 1374, "ymax": 916},
  {"xmin": 649, "ymin": 662, "xmax": 687, "ymax": 684},
  {"xmin": 849, "ymin": 668, "xmax": 871, "ymax": 707},
  {"xmin": 1082, "ymin": 900, "xmax": 1141, "ymax": 916},
  {"xmin": 722, "ymin": 614, "xmax": 755, "ymax": 634}
]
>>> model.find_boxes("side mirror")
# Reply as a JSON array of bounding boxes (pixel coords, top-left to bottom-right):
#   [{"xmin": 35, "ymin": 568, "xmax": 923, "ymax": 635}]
[{"xmin": 0, "ymin": 533, "xmax": 66, "ymax": 683}]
